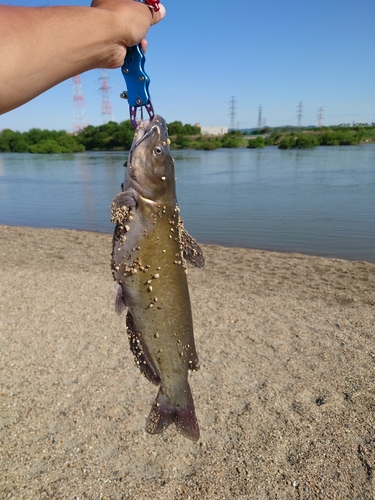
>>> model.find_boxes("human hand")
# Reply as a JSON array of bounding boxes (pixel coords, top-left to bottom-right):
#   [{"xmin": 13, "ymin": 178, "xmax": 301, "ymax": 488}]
[{"xmin": 91, "ymin": 0, "xmax": 166, "ymax": 66}]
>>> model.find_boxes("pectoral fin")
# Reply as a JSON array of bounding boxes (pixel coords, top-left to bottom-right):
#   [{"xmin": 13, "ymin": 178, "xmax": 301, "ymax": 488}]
[
  {"xmin": 110, "ymin": 190, "xmax": 137, "ymax": 225},
  {"xmin": 181, "ymin": 228, "xmax": 205, "ymax": 268},
  {"xmin": 111, "ymin": 189, "xmax": 137, "ymax": 209}
]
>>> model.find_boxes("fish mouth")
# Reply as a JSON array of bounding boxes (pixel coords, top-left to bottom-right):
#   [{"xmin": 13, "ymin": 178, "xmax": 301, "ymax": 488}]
[
  {"xmin": 133, "ymin": 120, "xmax": 155, "ymax": 149},
  {"xmin": 129, "ymin": 116, "xmax": 167, "ymax": 170},
  {"xmin": 128, "ymin": 119, "xmax": 154, "ymax": 167},
  {"xmin": 132, "ymin": 115, "xmax": 167, "ymax": 150}
]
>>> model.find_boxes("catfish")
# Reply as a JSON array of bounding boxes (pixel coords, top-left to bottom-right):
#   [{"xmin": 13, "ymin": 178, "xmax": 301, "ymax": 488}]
[{"xmin": 110, "ymin": 115, "xmax": 204, "ymax": 441}]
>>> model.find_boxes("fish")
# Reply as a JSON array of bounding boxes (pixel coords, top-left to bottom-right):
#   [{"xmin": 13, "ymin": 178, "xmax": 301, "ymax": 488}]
[{"xmin": 110, "ymin": 115, "xmax": 204, "ymax": 441}]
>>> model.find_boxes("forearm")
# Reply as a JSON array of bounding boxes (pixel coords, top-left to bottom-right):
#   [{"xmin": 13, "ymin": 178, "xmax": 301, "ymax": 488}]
[{"xmin": 0, "ymin": 2, "xmax": 161, "ymax": 114}]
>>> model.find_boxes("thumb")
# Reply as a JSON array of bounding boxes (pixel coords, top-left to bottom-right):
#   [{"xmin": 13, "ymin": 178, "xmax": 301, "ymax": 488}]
[{"xmin": 150, "ymin": 3, "xmax": 166, "ymax": 25}]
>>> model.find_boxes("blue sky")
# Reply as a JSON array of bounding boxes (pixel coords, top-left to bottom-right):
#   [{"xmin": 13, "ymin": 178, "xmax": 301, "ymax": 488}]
[{"xmin": 1, "ymin": 0, "xmax": 375, "ymax": 132}]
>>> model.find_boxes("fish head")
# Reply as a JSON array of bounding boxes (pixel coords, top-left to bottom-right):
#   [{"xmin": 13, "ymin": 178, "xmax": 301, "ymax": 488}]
[{"xmin": 126, "ymin": 115, "xmax": 176, "ymax": 204}]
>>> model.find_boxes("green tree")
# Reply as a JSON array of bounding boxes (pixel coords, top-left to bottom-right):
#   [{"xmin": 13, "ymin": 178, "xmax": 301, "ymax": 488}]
[
  {"xmin": 279, "ymin": 133, "xmax": 318, "ymax": 149},
  {"xmin": 109, "ymin": 120, "xmax": 135, "ymax": 149},
  {"xmin": 247, "ymin": 136, "xmax": 265, "ymax": 148},
  {"xmin": 182, "ymin": 123, "xmax": 200, "ymax": 135},
  {"xmin": 0, "ymin": 136, "xmax": 10, "ymax": 152},
  {"xmin": 29, "ymin": 139, "xmax": 65, "ymax": 154},
  {"xmin": 174, "ymin": 134, "xmax": 191, "ymax": 148},
  {"xmin": 167, "ymin": 121, "xmax": 184, "ymax": 135},
  {"xmin": 295, "ymin": 134, "xmax": 319, "ymax": 148},
  {"xmin": 10, "ymin": 135, "xmax": 29, "ymax": 152},
  {"xmin": 167, "ymin": 121, "xmax": 200, "ymax": 136},
  {"xmin": 196, "ymin": 137, "xmax": 221, "ymax": 150},
  {"xmin": 27, "ymin": 128, "xmax": 50, "ymax": 145},
  {"xmin": 221, "ymin": 130, "xmax": 242, "ymax": 148},
  {"xmin": 76, "ymin": 120, "xmax": 134, "ymax": 150}
]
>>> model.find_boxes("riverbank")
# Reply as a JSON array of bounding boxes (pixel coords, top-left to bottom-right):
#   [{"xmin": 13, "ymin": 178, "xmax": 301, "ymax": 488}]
[
  {"xmin": 1, "ymin": 225, "xmax": 375, "ymax": 498},
  {"xmin": 1, "ymin": 122, "xmax": 375, "ymax": 153}
]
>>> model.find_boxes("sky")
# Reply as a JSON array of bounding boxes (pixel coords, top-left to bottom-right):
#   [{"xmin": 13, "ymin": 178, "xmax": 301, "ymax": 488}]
[{"xmin": 1, "ymin": 0, "xmax": 375, "ymax": 132}]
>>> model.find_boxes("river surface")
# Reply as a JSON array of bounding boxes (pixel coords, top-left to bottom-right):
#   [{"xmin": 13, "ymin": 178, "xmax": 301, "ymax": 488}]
[{"xmin": 0, "ymin": 146, "xmax": 374, "ymax": 262}]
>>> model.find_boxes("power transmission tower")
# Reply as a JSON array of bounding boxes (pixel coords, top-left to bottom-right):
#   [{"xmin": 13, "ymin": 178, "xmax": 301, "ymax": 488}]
[
  {"xmin": 72, "ymin": 75, "xmax": 88, "ymax": 133},
  {"xmin": 229, "ymin": 96, "xmax": 237, "ymax": 130},
  {"xmin": 257, "ymin": 105, "xmax": 263, "ymax": 129},
  {"xmin": 99, "ymin": 69, "xmax": 114, "ymax": 124},
  {"xmin": 296, "ymin": 102, "xmax": 303, "ymax": 127},
  {"xmin": 317, "ymin": 107, "xmax": 324, "ymax": 127}
]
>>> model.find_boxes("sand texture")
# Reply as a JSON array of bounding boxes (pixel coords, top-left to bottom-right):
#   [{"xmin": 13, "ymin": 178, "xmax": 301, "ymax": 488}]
[{"xmin": 1, "ymin": 225, "xmax": 375, "ymax": 499}]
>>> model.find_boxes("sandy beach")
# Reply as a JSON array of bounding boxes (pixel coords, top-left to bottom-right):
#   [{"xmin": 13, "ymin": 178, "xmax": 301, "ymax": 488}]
[{"xmin": 1, "ymin": 224, "xmax": 375, "ymax": 499}]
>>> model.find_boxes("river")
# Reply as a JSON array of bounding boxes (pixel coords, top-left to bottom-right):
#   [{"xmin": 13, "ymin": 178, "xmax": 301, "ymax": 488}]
[{"xmin": 0, "ymin": 145, "xmax": 374, "ymax": 262}]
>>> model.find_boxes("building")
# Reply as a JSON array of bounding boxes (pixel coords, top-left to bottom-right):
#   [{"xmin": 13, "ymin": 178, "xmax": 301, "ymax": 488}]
[{"xmin": 201, "ymin": 126, "xmax": 228, "ymax": 136}]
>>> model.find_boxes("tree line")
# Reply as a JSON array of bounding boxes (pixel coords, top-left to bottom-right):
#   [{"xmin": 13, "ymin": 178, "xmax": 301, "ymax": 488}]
[
  {"xmin": 0, "ymin": 120, "xmax": 202, "ymax": 154},
  {"xmin": 264, "ymin": 124, "xmax": 375, "ymax": 149},
  {"xmin": 1, "ymin": 121, "xmax": 374, "ymax": 154}
]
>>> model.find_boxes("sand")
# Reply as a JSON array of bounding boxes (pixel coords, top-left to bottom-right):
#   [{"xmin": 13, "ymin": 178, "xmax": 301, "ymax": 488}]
[{"xmin": 1, "ymin": 224, "xmax": 375, "ymax": 499}]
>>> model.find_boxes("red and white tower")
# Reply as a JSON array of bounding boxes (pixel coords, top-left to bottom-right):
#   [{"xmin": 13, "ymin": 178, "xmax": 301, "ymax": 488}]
[
  {"xmin": 72, "ymin": 75, "xmax": 88, "ymax": 132},
  {"xmin": 99, "ymin": 69, "xmax": 114, "ymax": 123}
]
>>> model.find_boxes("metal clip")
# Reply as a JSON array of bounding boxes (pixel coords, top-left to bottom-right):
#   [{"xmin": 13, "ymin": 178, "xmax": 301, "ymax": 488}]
[
  {"xmin": 120, "ymin": 0, "xmax": 160, "ymax": 128},
  {"xmin": 121, "ymin": 44, "xmax": 155, "ymax": 128}
]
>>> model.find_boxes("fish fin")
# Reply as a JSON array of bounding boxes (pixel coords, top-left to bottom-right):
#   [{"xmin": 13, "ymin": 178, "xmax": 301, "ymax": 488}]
[
  {"xmin": 181, "ymin": 228, "xmax": 205, "ymax": 268},
  {"xmin": 146, "ymin": 385, "xmax": 200, "ymax": 442},
  {"xmin": 110, "ymin": 191, "xmax": 137, "ymax": 225},
  {"xmin": 111, "ymin": 190, "xmax": 137, "ymax": 209},
  {"xmin": 126, "ymin": 311, "xmax": 160, "ymax": 385},
  {"xmin": 115, "ymin": 284, "xmax": 127, "ymax": 315}
]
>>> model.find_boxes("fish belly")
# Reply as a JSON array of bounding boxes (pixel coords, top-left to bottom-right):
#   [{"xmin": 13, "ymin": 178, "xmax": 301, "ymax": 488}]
[{"xmin": 112, "ymin": 204, "xmax": 200, "ymax": 440}]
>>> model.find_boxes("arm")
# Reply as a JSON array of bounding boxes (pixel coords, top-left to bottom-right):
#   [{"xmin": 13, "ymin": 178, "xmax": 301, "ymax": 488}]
[{"xmin": 0, "ymin": 1, "xmax": 165, "ymax": 114}]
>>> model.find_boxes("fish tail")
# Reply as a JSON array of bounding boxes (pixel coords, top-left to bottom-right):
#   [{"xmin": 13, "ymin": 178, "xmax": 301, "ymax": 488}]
[{"xmin": 146, "ymin": 385, "xmax": 199, "ymax": 442}]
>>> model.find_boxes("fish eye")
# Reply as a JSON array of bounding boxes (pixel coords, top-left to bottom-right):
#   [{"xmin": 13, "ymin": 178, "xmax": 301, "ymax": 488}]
[{"xmin": 153, "ymin": 145, "xmax": 164, "ymax": 156}]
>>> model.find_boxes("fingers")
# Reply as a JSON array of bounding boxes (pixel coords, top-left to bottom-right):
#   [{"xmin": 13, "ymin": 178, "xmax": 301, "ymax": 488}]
[
  {"xmin": 140, "ymin": 38, "xmax": 148, "ymax": 53},
  {"xmin": 89, "ymin": 0, "xmax": 166, "ymax": 63},
  {"xmin": 150, "ymin": 3, "xmax": 166, "ymax": 25}
]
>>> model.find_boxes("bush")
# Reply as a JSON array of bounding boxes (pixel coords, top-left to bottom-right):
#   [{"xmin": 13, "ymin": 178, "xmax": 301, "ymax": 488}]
[
  {"xmin": 295, "ymin": 134, "xmax": 319, "ymax": 148},
  {"xmin": 29, "ymin": 139, "xmax": 65, "ymax": 154},
  {"xmin": 278, "ymin": 135, "xmax": 297, "ymax": 149},
  {"xmin": 174, "ymin": 134, "xmax": 191, "ymax": 148},
  {"xmin": 279, "ymin": 133, "xmax": 318, "ymax": 149},
  {"xmin": 221, "ymin": 130, "xmax": 243, "ymax": 148},
  {"xmin": 196, "ymin": 138, "xmax": 221, "ymax": 150},
  {"xmin": 247, "ymin": 136, "xmax": 265, "ymax": 148}
]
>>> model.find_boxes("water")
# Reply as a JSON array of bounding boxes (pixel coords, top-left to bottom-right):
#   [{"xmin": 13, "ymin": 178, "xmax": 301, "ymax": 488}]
[{"xmin": 0, "ymin": 146, "xmax": 374, "ymax": 262}]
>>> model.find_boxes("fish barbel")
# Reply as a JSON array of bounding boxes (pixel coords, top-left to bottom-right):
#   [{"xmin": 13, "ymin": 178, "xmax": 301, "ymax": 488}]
[{"xmin": 110, "ymin": 115, "xmax": 204, "ymax": 441}]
